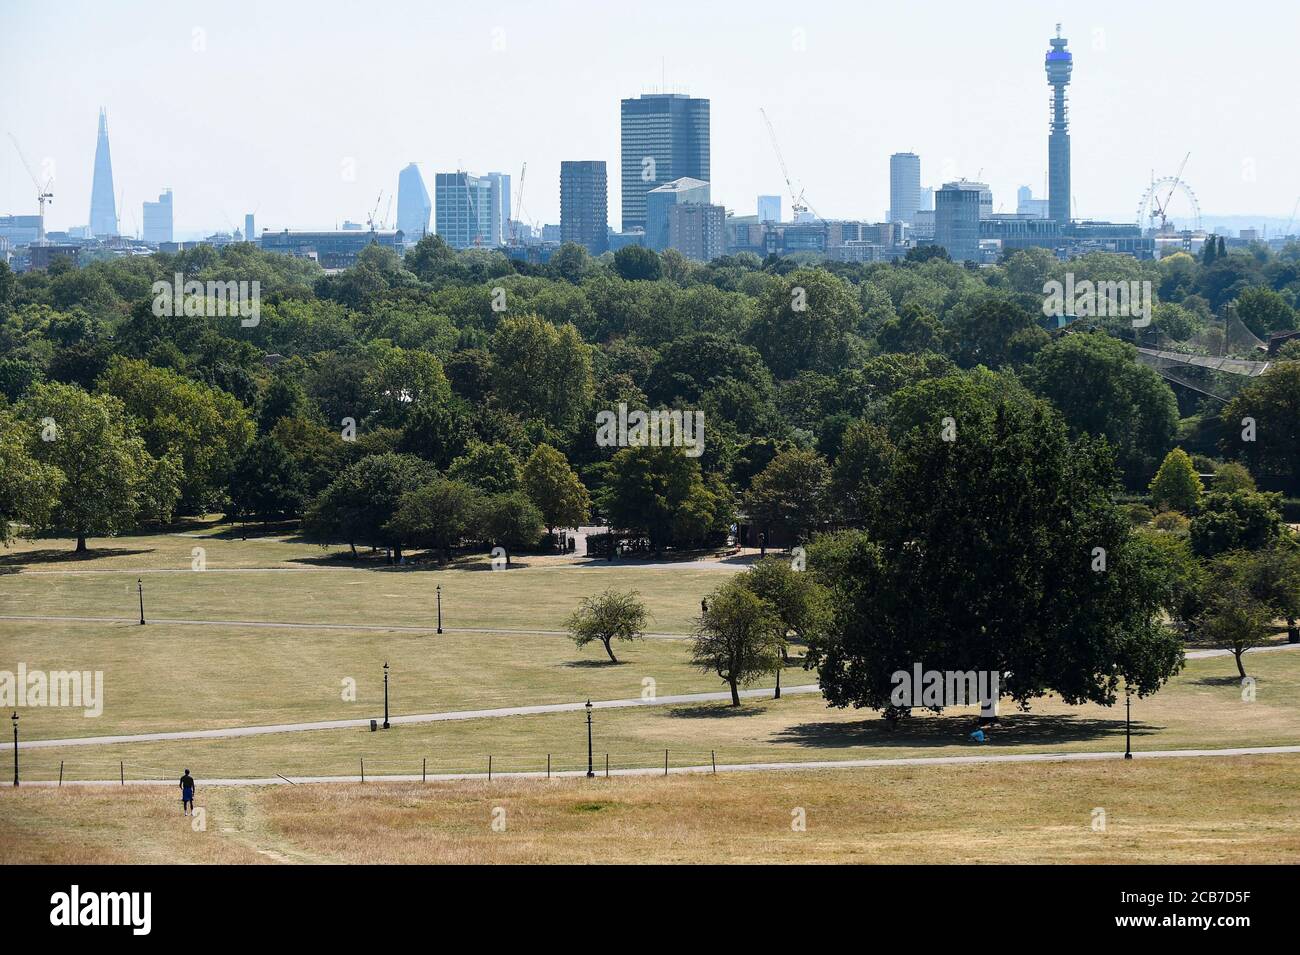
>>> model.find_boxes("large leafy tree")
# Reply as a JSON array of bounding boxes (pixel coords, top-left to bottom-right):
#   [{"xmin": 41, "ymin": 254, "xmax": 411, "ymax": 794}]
[
  {"xmin": 599, "ymin": 446, "xmax": 726, "ymax": 554},
  {"xmin": 745, "ymin": 269, "xmax": 859, "ymax": 379},
  {"xmin": 1189, "ymin": 489, "xmax": 1283, "ymax": 557},
  {"xmin": 744, "ymin": 448, "xmax": 831, "ymax": 543},
  {"xmin": 807, "ymin": 369, "xmax": 1184, "ymax": 716},
  {"xmin": 736, "ymin": 556, "xmax": 827, "ymax": 661},
  {"xmin": 386, "ymin": 477, "xmax": 479, "ymax": 562},
  {"xmin": 97, "ymin": 355, "xmax": 254, "ymax": 512},
  {"xmin": 471, "ymin": 491, "xmax": 544, "ymax": 567},
  {"xmin": 522, "ymin": 444, "xmax": 591, "ymax": 535},
  {"xmin": 0, "ymin": 407, "xmax": 63, "ymax": 545},
  {"xmin": 1221, "ymin": 363, "xmax": 1300, "ymax": 494},
  {"xmin": 227, "ymin": 435, "xmax": 307, "ymax": 522},
  {"xmin": 489, "ymin": 314, "xmax": 594, "ymax": 433},
  {"xmin": 302, "ymin": 452, "xmax": 433, "ymax": 560},
  {"xmin": 19, "ymin": 382, "xmax": 152, "ymax": 551},
  {"xmin": 1027, "ymin": 332, "xmax": 1179, "ymax": 487}
]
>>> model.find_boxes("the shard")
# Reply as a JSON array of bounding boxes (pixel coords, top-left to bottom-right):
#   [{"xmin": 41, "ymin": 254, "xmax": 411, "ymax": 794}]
[{"xmin": 88, "ymin": 108, "xmax": 118, "ymax": 237}]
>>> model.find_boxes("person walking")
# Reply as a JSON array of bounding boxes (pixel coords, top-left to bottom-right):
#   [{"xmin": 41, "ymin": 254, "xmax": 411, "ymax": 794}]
[{"xmin": 179, "ymin": 768, "xmax": 196, "ymax": 816}]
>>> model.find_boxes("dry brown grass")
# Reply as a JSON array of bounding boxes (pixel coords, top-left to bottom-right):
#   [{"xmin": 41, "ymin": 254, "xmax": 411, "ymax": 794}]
[{"xmin": 3, "ymin": 755, "xmax": 1297, "ymax": 864}]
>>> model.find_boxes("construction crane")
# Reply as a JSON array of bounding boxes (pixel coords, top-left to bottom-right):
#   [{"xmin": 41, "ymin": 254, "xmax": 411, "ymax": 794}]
[
  {"xmin": 759, "ymin": 108, "xmax": 807, "ymax": 220},
  {"xmin": 509, "ymin": 161, "xmax": 526, "ymax": 246},
  {"xmin": 8, "ymin": 133, "xmax": 53, "ymax": 245},
  {"xmin": 1284, "ymin": 196, "xmax": 1300, "ymax": 238},
  {"xmin": 366, "ymin": 190, "xmax": 384, "ymax": 232},
  {"xmin": 1151, "ymin": 152, "xmax": 1191, "ymax": 233}
]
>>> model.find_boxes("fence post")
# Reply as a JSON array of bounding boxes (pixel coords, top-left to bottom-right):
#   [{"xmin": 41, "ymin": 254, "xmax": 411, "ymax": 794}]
[
  {"xmin": 422, "ymin": 757, "xmax": 426, "ymax": 783},
  {"xmin": 120, "ymin": 761, "xmax": 124, "ymax": 786},
  {"xmin": 59, "ymin": 761, "xmax": 64, "ymax": 787},
  {"xmin": 360, "ymin": 758, "xmax": 365, "ymax": 783},
  {"xmin": 711, "ymin": 750, "xmax": 716, "ymax": 774},
  {"xmin": 604, "ymin": 753, "xmax": 608, "ymax": 778},
  {"xmin": 664, "ymin": 749, "xmax": 668, "ymax": 776},
  {"xmin": 488, "ymin": 755, "xmax": 492, "ymax": 781},
  {"xmin": 547, "ymin": 754, "xmax": 551, "ymax": 779}
]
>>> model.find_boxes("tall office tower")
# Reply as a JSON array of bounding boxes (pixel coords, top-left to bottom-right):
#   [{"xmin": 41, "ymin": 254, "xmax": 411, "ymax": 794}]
[
  {"xmin": 245, "ymin": 213, "xmax": 256, "ymax": 245},
  {"xmin": 434, "ymin": 171, "xmax": 495, "ymax": 248},
  {"xmin": 484, "ymin": 172, "xmax": 511, "ymax": 245},
  {"xmin": 89, "ymin": 108, "xmax": 118, "ymax": 237},
  {"xmin": 142, "ymin": 189, "xmax": 173, "ymax": 243},
  {"xmin": 889, "ymin": 152, "xmax": 922, "ymax": 224},
  {"xmin": 560, "ymin": 161, "xmax": 608, "ymax": 254},
  {"xmin": 620, "ymin": 93, "xmax": 710, "ymax": 232},
  {"xmin": 396, "ymin": 163, "xmax": 432, "ymax": 239},
  {"xmin": 668, "ymin": 202, "xmax": 725, "ymax": 261},
  {"xmin": 1045, "ymin": 25, "xmax": 1073, "ymax": 225},
  {"xmin": 935, "ymin": 181, "xmax": 986, "ymax": 263},
  {"xmin": 757, "ymin": 195, "xmax": 781, "ymax": 223}
]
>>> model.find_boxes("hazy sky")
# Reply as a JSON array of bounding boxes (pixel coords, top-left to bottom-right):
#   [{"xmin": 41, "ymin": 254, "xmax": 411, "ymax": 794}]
[{"xmin": 3, "ymin": 0, "xmax": 1297, "ymax": 237}]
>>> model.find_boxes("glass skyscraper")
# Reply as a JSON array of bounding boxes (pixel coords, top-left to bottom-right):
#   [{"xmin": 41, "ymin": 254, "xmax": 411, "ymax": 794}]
[
  {"xmin": 396, "ymin": 163, "xmax": 432, "ymax": 240},
  {"xmin": 889, "ymin": 152, "xmax": 921, "ymax": 225},
  {"xmin": 435, "ymin": 172, "xmax": 496, "ymax": 249},
  {"xmin": 88, "ymin": 108, "xmax": 117, "ymax": 237},
  {"xmin": 560, "ymin": 161, "xmax": 608, "ymax": 253},
  {"xmin": 619, "ymin": 93, "xmax": 709, "ymax": 232}
]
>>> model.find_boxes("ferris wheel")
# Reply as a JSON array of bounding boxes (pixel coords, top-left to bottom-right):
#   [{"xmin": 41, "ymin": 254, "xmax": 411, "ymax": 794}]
[{"xmin": 1136, "ymin": 153, "xmax": 1202, "ymax": 233}]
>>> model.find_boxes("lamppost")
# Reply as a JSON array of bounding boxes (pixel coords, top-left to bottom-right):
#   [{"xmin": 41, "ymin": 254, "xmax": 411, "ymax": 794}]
[
  {"xmin": 382, "ymin": 662, "xmax": 390, "ymax": 730},
  {"xmin": 585, "ymin": 700, "xmax": 594, "ymax": 778},
  {"xmin": 775, "ymin": 663, "xmax": 781, "ymax": 700},
  {"xmin": 11, "ymin": 713, "xmax": 17, "ymax": 787},
  {"xmin": 1124, "ymin": 687, "xmax": 1132, "ymax": 760},
  {"xmin": 436, "ymin": 585, "xmax": 443, "ymax": 635},
  {"xmin": 137, "ymin": 578, "xmax": 146, "ymax": 625}
]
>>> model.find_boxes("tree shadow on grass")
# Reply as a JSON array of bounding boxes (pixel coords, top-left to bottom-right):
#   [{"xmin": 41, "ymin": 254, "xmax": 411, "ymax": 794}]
[
  {"xmin": 561, "ymin": 659, "xmax": 626, "ymax": 669},
  {"xmin": 1191, "ymin": 675, "xmax": 1247, "ymax": 687},
  {"xmin": 668, "ymin": 702, "xmax": 768, "ymax": 719},
  {"xmin": 772, "ymin": 713, "xmax": 1163, "ymax": 750},
  {"xmin": 0, "ymin": 547, "xmax": 154, "ymax": 569}
]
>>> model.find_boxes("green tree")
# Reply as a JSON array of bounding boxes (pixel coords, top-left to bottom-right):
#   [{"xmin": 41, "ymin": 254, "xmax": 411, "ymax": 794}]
[
  {"xmin": 599, "ymin": 446, "xmax": 722, "ymax": 554},
  {"xmin": 744, "ymin": 448, "xmax": 831, "ymax": 543},
  {"xmin": 302, "ymin": 452, "xmax": 433, "ymax": 560},
  {"xmin": 808, "ymin": 370, "xmax": 1184, "ymax": 715},
  {"xmin": 1148, "ymin": 448, "xmax": 1202, "ymax": 513},
  {"xmin": 691, "ymin": 578, "xmax": 785, "ymax": 705},
  {"xmin": 831, "ymin": 420, "xmax": 897, "ymax": 526},
  {"xmin": 0, "ymin": 407, "xmax": 63, "ymax": 545},
  {"xmin": 448, "ymin": 441, "xmax": 523, "ymax": 494},
  {"xmin": 1211, "ymin": 461, "xmax": 1256, "ymax": 493},
  {"xmin": 521, "ymin": 444, "xmax": 591, "ymax": 536},
  {"xmin": 565, "ymin": 589, "xmax": 650, "ymax": 663},
  {"xmin": 612, "ymin": 245, "xmax": 662, "ymax": 281},
  {"xmin": 227, "ymin": 436, "xmax": 307, "ymax": 522},
  {"xmin": 737, "ymin": 556, "xmax": 827, "ymax": 661},
  {"xmin": 1195, "ymin": 550, "xmax": 1282, "ymax": 678},
  {"xmin": 1221, "ymin": 363, "xmax": 1300, "ymax": 494},
  {"xmin": 490, "ymin": 314, "xmax": 595, "ymax": 432},
  {"xmin": 1189, "ymin": 489, "xmax": 1283, "ymax": 557},
  {"xmin": 472, "ymin": 491, "xmax": 544, "ymax": 566},
  {"xmin": 19, "ymin": 382, "xmax": 151, "ymax": 551},
  {"xmin": 386, "ymin": 477, "xmax": 479, "ymax": 562},
  {"xmin": 97, "ymin": 356, "xmax": 254, "ymax": 512},
  {"xmin": 745, "ymin": 269, "xmax": 859, "ymax": 378}
]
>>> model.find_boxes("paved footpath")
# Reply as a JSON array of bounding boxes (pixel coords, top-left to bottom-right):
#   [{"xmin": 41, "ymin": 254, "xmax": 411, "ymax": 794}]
[
  {"xmin": 19, "ymin": 743, "xmax": 1300, "ymax": 787},
  {"xmin": 0, "ymin": 684, "xmax": 823, "ymax": 751}
]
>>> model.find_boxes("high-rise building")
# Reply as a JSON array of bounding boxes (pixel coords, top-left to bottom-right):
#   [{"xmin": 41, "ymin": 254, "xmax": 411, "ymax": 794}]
[
  {"xmin": 89, "ymin": 108, "xmax": 117, "ymax": 237},
  {"xmin": 245, "ymin": 213, "xmax": 256, "ymax": 245},
  {"xmin": 396, "ymin": 163, "xmax": 432, "ymax": 240},
  {"xmin": 1045, "ymin": 25, "xmax": 1073, "ymax": 225},
  {"xmin": 757, "ymin": 195, "xmax": 782, "ymax": 224},
  {"xmin": 645, "ymin": 177, "xmax": 710, "ymax": 251},
  {"xmin": 935, "ymin": 181, "xmax": 986, "ymax": 262},
  {"xmin": 484, "ymin": 172, "xmax": 511, "ymax": 245},
  {"xmin": 560, "ymin": 161, "xmax": 608, "ymax": 254},
  {"xmin": 668, "ymin": 202, "xmax": 725, "ymax": 261},
  {"xmin": 620, "ymin": 93, "xmax": 710, "ymax": 232},
  {"xmin": 142, "ymin": 189, "xmax": 173, "ymax": 243},
  {"xmin": 889, "ymin": 152, "xmax": 921, "ymax": 224},
  {"xmin": 435, "ymin": 172, "xmax": 495, "ymax": 248},
  {"xmin": 1016, "ymin": 186, "xmax": 1050, "ymax": 219}
]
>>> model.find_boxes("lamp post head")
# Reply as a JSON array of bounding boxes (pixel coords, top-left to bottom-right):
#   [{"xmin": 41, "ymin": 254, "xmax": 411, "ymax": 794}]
[
  {"xmin": 585, "ymin": 699, "xmax": 592, "ymax": 711},
  {"xmin": 10, "ymin": 712, "xmax": 16, "ymax": 724},
  {"xmin": 383, "ymin": 661, "xmax": 389, "ymax": 672}
]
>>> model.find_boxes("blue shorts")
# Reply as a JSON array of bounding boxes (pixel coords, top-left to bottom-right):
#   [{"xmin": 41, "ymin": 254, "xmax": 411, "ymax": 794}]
[{"xmin": 182, "ymin": 789, "xmax": 194, "ymax": 802}]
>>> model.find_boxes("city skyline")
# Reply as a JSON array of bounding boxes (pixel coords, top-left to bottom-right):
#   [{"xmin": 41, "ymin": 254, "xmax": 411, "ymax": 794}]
[{"xmin": 3, "ymin": 0, "xmax": 1298, "ymax": 238}]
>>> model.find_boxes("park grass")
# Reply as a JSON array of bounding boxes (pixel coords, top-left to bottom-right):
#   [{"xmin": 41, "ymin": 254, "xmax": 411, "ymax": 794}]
[
  {"xmin": 13, "ymin": 650, "xmax": 1300, "ymax": 782},
  {"xmin": 2, "ymin": 755, "xmax": 1297, "ymax": 864}
]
